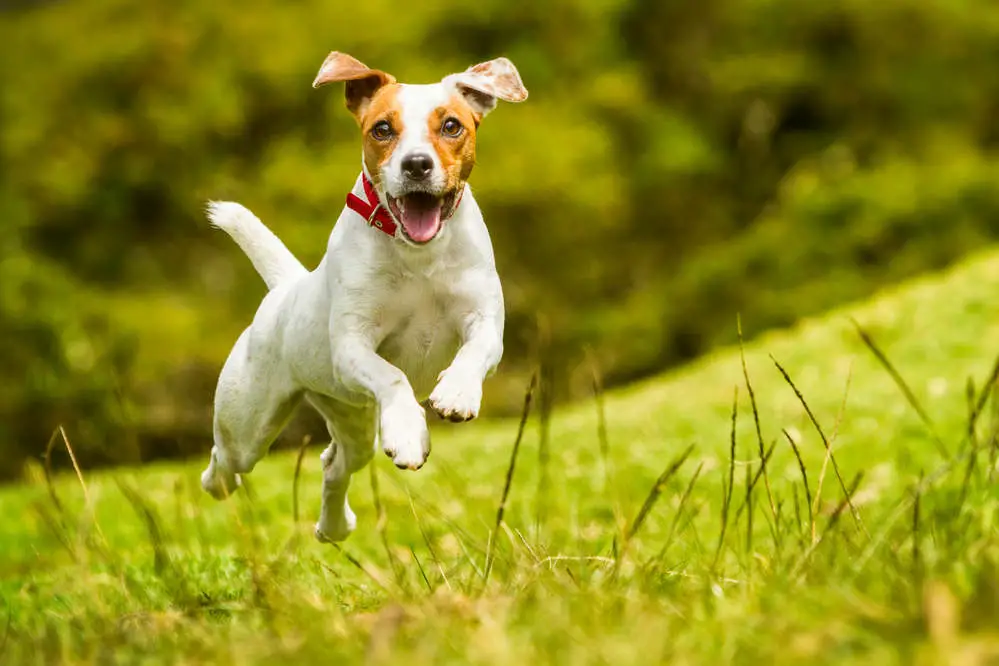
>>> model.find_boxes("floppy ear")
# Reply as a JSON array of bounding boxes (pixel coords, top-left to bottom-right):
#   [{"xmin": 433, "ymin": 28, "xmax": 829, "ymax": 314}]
[
  {"xmin": 312, "ymin": 52, "xmax": 396, "ymax": 117},
  {"xmin": 443, "ymin": 57, "xmax": 528, "ymax": 118}
]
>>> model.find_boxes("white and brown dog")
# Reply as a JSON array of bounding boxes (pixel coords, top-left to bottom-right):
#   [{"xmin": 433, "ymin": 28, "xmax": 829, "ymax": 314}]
[{"xmin": 200, "ymin": 52, "xmax": 527, "ymax": 543}]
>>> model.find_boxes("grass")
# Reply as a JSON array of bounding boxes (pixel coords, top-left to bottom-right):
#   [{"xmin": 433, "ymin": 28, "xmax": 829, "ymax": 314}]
[{"xmin": 4, "ymin": 249, "xmax": 999, "ymax": 664}]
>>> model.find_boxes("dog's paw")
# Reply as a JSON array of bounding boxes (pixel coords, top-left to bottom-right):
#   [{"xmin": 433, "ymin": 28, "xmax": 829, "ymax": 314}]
[
  {"xmin": 429, "ymin": 368, "xmax": 482, "ymax": 422},
  {"xmin": 314, "ymin": 504, "xmax": 357, "ymax": 544},
  {"xmin": 380, "ymin": 397, "xmax": 431, "ymax": 470},
  {"xmin": 200, "ymin": 461, "xmax": 242, "ymax": 500}
]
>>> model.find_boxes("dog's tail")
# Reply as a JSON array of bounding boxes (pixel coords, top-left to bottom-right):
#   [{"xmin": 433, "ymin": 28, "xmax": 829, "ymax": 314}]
[{"xmin": 206, "ymin": 201, "xmax": 308, "ymax": 290}]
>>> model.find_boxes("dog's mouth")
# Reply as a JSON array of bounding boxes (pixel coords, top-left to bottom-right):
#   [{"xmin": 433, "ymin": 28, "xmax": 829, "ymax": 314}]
[{"xmin": 386, "ymin": 190, "xmax": 461, "ymax": 244}]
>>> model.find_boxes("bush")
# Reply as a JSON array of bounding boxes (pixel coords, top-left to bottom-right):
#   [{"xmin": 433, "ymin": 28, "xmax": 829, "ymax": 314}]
[{"xmin": 2, "ymin": 0, "xmax": 999, "ymax": 474}]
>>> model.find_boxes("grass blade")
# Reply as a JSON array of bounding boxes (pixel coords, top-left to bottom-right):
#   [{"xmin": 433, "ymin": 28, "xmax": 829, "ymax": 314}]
[
  {"xmin": 117, "ymin": 480, "xmax": 170, "ymax": 575},
  {"xmin": 814, "ymin": 364, "xmax": 854, "ymax": 540},
  {"xmin": 615, "ymin": 443, "xmax": 696, "ymax": 575},
  {"xmin": 912, "ymin": 471, "xmax": 923, "ymax": 584},
  {"xmin": 329, "ymin": 546, "xmax": 396, "ymax": 594},
  {"xmin": 783, "ymin": 429, "xmax": 814, "ymax": 542},
  {"xmin": 712, "ymin": 386, "xmax": 739, "ymax": 571},
  {"xmin": 959, "ymin": 378, "xmax": 979, "ymax": 511},
  {"xmin": 410, "ymin": 545, "xmax": 433, "ymax": 593},
  {"xmin": 739, "ymin": 316, "xmax": 777, "ymax": 523},
  {"xmin": 406, "ymin": 490, "xmax": 451, "ymax": 590},
  {"xmin": 535, "ymin": 356, "xmax": 554, "ymax": 535},
  {"xmin": 771, "ymin": 355, "xmax": 866, "ymax": 536},
  {"xmin": 484, "ymin": 372, "xmax": 537, "ymax": 584},
  {"xmin": 733, "ymin": 440, "xmax": 777, "ymax": 524},
  {"xmin": 744, "ymin": 461, "xmax": 753, "ymax": 558},
  {"xmin": 968, "ymin": 350, "xmax": 999, "ymax": 436},
  {"xmin": 369, "ymin": 463, "xmax": 405, "ymax": 590},
  {"xmin": 791, "ymin": 472, "xmax": 864, "ymax": 578},
  {"xmin": 656, "ymin": 462, "xmax": 703, "ymax": 562},
  {"xmin": 851, "ymin": 320, "xmax": 948, "ymax": 457},
  {"xmin": 819, "ymin": 472, "xmax": 864, "ymax": 542}
]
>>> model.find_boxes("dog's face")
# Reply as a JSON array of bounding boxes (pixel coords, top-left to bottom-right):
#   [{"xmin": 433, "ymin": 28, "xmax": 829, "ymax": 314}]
[{"xmin": 314, "ymin": 53, "xmax": 528, "ymax": 244}]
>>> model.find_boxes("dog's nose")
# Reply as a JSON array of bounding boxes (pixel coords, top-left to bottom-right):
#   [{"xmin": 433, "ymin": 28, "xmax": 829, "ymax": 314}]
[{"xmin": 401, "ymin": 153, "xmax": 434, "ymax": 181}]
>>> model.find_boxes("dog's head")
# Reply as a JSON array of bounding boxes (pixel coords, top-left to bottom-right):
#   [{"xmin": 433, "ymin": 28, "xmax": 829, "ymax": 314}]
[{"xmin": 313, "ymin": 52, "xmax": 528, "ymax": 244}]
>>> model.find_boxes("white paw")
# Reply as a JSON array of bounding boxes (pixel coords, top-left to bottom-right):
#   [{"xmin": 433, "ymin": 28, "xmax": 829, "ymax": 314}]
[
  {"xmin": 314, "ymin": 504, "xmax": 357, "ymax": 544},
  {"xmin": 380, "ymin": 397, "xmax": 431, "ymax": 470},
  {"xmin": 200, "ymin": 463, "xmax": 242, "ymax": 500},
  {"xmin": 429, "ymin": 368, "xmax": 482, "ymax": 422}
]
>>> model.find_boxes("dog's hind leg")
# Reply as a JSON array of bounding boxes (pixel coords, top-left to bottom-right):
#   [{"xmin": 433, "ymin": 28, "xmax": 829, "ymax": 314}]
[
  {"xmin": 314, "ymin": 440, "xmax": 354, "ymax": 542},
  {"xmin": 314, "ymin": 440, "xmax": 377, "ymax": 542},
  {"xmin": 201, "ymin": 330, "xmax": 302, "ymax": 500},
  {"xmin": 311, "ymin": 403, "xmax": 377, "ymax": 543}
]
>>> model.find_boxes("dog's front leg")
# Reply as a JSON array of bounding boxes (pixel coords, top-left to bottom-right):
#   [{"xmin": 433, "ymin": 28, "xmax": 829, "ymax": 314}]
[
  {"xmin": 429, "ymin": 313, "xmax": 503, "ymax": 422},
  {"xmin": 331, "ymin": 337, "xmax": 430, "ymax": 470}
]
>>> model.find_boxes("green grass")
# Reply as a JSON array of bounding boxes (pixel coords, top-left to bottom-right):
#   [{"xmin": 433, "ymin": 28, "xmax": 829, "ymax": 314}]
[{"xmin": 4, "ymin": 250, "xmax": 999, "ymax": 665}]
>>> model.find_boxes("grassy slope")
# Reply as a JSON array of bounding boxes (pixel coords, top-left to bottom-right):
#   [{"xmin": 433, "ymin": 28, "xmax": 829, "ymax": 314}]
[{"xmin": 4, "ymin": 250, "xmax": 999, "ymax": 664}]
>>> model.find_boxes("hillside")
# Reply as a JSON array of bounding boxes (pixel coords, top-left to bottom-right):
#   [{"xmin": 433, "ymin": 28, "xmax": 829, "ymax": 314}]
[{"xmin": 2, "ymin": 249, "xmax": 999, "ymax": 664}]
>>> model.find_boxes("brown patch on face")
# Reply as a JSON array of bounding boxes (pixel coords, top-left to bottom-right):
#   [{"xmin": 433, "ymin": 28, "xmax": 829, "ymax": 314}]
[
  {"xmin": 427, "ymin": 96, "xmax": 480, "ymax": 192},
  {"xmin": 357, "ymin": 84, "xmax": 404, "ymax": 190}
]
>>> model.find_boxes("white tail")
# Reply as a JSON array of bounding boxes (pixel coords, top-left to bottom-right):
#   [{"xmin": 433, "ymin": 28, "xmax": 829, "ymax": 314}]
[{"xmin": 206, "ymin": 202, "xmax": 307, "ymax": 290}]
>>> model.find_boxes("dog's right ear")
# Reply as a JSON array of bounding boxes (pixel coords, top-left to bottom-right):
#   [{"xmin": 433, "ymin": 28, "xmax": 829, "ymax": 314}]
[{"xmin": 312, "ymin": 52, "xmax": 396, "ymax": 118}]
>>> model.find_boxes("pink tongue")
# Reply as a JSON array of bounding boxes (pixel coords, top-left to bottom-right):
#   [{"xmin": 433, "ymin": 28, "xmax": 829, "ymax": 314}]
[{"xmin": 401, "ymin": 203, "xmax": 442, "ymax": 243}]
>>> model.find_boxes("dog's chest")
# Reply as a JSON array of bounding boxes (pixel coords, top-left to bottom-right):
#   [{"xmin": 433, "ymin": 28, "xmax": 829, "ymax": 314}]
[{"xmin": 375, "ymin": 277, "xmax": 461, "ymax": 398}]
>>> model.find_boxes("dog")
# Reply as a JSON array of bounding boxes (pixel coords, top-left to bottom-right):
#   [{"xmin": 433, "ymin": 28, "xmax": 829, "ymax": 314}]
[{"xmin": 200, "ymin": 51, "xmax": 527, "ymax": 543}]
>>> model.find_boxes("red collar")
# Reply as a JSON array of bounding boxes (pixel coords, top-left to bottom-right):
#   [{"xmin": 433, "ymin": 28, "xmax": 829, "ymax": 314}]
[
  {"xmin": 345, "ymin": 174, "xmax": 398, "ymax": 237},
  {"xmin": 345, "ymin": 174, "xmax": 465, "ymax": 239}
]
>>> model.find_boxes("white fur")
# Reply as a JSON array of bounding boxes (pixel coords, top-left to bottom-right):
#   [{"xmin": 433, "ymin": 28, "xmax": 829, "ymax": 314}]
[
  {"xmin": 201, "ymin": 178, "xmax": 504, "ymax": 543},
  {"xmin": 206, "ymin": 202, "xmax": 307, "ymax": 290},
  {"xmin": 379, "ymin": 84, "xmax": 452, "ymax": 198}
]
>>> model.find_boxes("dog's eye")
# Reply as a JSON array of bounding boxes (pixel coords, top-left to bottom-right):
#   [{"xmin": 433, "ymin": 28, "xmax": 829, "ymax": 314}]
[
  {"xmin": 441, "ymin": 118, "xmax": 463, "ymax": 138},
  {"xmin": 370, "ymin": 121, "xmax": 394, "ymax": 141}
]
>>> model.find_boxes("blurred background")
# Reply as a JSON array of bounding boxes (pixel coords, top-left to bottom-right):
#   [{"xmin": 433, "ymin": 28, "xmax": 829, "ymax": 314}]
[{"xmin": 2, "ymin": 0, "xmax": 999, "ymax": 479}]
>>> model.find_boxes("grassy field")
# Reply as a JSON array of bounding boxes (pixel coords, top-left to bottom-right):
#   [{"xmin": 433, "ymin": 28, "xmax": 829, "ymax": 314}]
[{"xmin": 4, "ymin": 250, "xmax": 999, "ymax": 665}]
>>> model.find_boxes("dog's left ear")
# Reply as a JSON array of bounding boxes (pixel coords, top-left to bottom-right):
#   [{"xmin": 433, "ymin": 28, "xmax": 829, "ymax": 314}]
[
  {"xmin": 444, "ymin": 57, "xmax": 528, "ymax": 118},
  {"xmin": 313, "ymin": 52, "xmax": 396, "ymax": 117}
]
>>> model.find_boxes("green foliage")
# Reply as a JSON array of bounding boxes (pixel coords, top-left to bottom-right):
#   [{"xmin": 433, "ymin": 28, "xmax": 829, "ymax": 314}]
[
  {"xmin": 2, "ymin": 0, "xmax": 999, "ymax": 470},
  {"xmin": 4, "ymin": 249, "xmax": 999, "ymax": 662},
  {"xmin": 0, "ymin": 196, "xmax": 139, "ymax": 471}
]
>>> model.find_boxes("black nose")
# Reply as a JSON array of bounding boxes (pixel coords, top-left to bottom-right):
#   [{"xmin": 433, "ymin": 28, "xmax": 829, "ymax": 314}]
[{"xmin": 401, "ymin": 153, "xmax": 434, "ymax": 180}]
